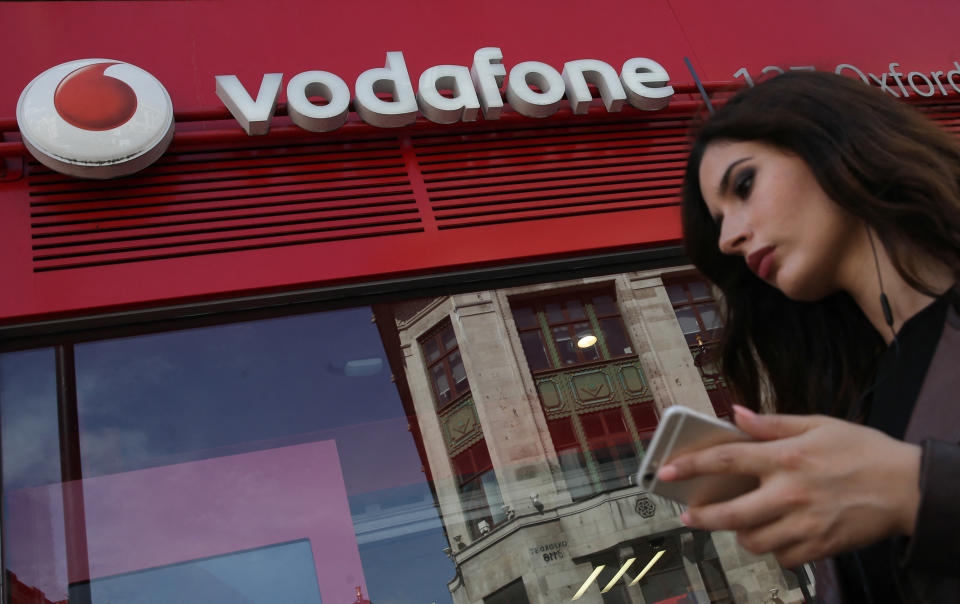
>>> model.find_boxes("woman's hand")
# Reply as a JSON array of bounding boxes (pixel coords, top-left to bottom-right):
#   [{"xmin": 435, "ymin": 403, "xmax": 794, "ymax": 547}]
[{"xmin": 657, "ymin": 405, "xmax": 922, "ymax": 567}]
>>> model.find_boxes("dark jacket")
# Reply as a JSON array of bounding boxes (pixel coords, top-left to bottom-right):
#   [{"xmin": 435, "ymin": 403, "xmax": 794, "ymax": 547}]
[{"xmin": 816, "ymin": 296, "xmax": 960, "ymax": 603}]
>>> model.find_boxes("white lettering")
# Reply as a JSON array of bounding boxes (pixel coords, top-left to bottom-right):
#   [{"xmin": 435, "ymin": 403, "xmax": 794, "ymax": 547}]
[
  {"xmin": 417, "ymin": 65, "xmax": 480, "ymax": 124},
  {"xmin": 354, "ymin": 51, "xmax": 418, "ymax": 128},
  {"xmin": 834, "ymin": 64, "xmax": 869, "ymax": 84},
  {"xmin": 286, "ymin": 71, "xmax": 350, "ymax": 132},
  {"xmin": 562, "ymin": 59, "xmax": 626, "ymax": 114},
  {"xmin": 218, "ymin": 50, "xmax": 678, "ymax": 135},
  {"xmin": 867, "ymin": 71, "xmax": 900, "ymax": 97},
  {"xmin": 946, "ymin": 62, "xmax": 960, "ymax": 95},
  {"xmin": 507, "ymin": 61, "xmax": 566, "ymax": 118},
  {"xmin": 471, "ymin": 47, "xmax": 506, "ymax": 120},
  {"xmin": 620, "ymin": 57, "xmax": 674, "ymax": 110},
  {"xmin": 908, "ymin": 71, "xmax": 935, "ymax": 97},
  {"xmin": 931, "ymin": 71, "xmax": 948, "ymax": 96},
  {"xmin": 888, "ymin": 62, "xmax": 909, "ymax": 97},
  {"xmin": 215, "ymin": 73, "xmax": 283, "ymax": 136}
]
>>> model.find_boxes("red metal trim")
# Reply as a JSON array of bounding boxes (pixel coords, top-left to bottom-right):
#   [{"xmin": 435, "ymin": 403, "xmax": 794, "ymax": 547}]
[{"xmin": 0, "ymin": 141, "xmax": 24, "ymax": 157}]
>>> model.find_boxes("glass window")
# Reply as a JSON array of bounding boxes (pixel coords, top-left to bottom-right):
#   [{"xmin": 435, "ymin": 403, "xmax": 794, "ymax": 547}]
[
  {"xmin": 513, "ymin": 288, "xmax": 635, "ymax": 371},
  {"xmin": 552, "ymin": 325, "xmax": 579, "ymax": 365},
  {"xmin": 665, "ymin": 274, "xmax": 737, "ymax": 419},
  {"xmin": 441, "ymin": 325, "xmax": 457, "ymax": 353},
  {"xmin": 592, "ymin": 294, "xmax": 618, "ymax": 316},
  {"xmin": 675, "ymin": 307, "xmax": 701, "ymax": 344},
  {"xmin": 449, "ymin": 350, "xmax": 468, "ymax": 390},
  {"xmin": 599, "ymin": 317, "xmax": 632, "ymax": 356},
  {"xmin": 512, "ymin": 306, "xmax": 538, "ymax": 329},
  {"xmin": 420, "ymin": 321, "xmax": 470, "ymax": 408},
  {"xmin": 565, "ymin": 299, "xmax": 587, "ymax": 320},
  {"xmin": 1, "ymin": 271, "xmax": 807, "ymax": 604},
  {"xmin": 454, "ymin": 442, "xmax": 504, "ymax": 540},
  {"xmin": 423, "ymin": 337, "xmax": 441, "ymax": 363},
  {"xmin": 1, "ymin": 310, "xmax": 454, "ymax": 604},
  {"xmin": 689, "ymin": 280, "xmax": 712, "ymax": 301},
  {"xmin": 432, "ymin": 362, "xmax": 453, "ymax": 405},
  {"xmin": 519, "ymin": 331, "xmax": 550, "ymax": 372},
  {"xmin": 665, "ymin": 283, "xmax": 688, "ymax": 305},
  {"xmin": 545, "ymin": 302, "xmax": 564, "ymax": 323},
  {"xmin": 698, "ymin": 302, "xmax": 720, "ymax": 334},
  {"xmin": 631, "ymin": 403, "xmax": 659, "ymax": 445}
]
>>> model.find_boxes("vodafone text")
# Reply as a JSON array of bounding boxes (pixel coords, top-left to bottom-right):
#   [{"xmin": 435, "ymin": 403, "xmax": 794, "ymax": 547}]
[{"xmin": 215, "ymin": 48, "xmax": 675, "ymax": 136}]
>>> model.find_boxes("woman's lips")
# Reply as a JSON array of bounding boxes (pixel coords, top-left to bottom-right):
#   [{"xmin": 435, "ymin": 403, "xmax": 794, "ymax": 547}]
[{"xmin": 747, "ymin": 246, "xmax": 776, "ymax": 280}]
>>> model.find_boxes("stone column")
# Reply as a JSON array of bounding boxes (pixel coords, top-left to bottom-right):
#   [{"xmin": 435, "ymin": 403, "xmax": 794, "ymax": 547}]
[
  {"xmin": 617, "ymin": 273, "xmax": 715, "ymax": 417},
  {"xmin": 451, "ymin": 291, "xmax": 562, "ymax": 517},
  {"xmin": 397, "ymin": 298, "xmax": 473, "ymax": 547}
]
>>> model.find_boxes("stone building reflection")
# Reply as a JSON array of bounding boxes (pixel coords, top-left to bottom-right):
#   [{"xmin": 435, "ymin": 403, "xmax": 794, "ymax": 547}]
[{"xmin": 377, "ymin": 269, "xmax": 813, "ymax": 604}]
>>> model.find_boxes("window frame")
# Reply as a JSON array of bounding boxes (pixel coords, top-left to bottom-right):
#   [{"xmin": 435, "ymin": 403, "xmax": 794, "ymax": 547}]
[
  {"xmin": 511, "ymin": 288, "xmax": 635, "ymax": 373},
  {"xmin": 511, "ymin": 287, "xmax": 651, "ymax": 500},
  {"xmin": 419, "ymin": 319, "xmax": 470, "ymax": 410}
]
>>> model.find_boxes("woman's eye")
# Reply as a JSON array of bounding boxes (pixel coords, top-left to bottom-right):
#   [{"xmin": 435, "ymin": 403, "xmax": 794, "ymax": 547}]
[{"xmin": 733, "ymin": 169, "xmax": 754, "ymax": 199}]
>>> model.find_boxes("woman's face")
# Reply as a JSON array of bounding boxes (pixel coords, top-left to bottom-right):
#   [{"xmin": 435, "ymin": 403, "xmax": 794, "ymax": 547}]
[{"xmin": 698, "ymin": 140, "xmax": 862, "ymax": 301}]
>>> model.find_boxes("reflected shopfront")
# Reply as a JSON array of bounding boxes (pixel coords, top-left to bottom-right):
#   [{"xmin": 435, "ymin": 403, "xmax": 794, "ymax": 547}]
[{"xmin": 2, "ymin": 268, "xmax": 812, "ymax": 603}]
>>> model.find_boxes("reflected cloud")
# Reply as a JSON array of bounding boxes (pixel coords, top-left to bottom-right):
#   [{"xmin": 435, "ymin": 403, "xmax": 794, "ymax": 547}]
[{"xmin": 3, "ymin": 402, "xmax": 61, "ymax": 490}]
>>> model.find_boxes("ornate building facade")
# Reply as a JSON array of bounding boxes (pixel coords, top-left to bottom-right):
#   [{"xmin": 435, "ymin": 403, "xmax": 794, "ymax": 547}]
[{"xmin": 381, "ymin": 268, "xmax": 813, "ymax": 603}]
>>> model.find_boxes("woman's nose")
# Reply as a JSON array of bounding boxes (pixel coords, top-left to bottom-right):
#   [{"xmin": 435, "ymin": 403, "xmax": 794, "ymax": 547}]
[{"xmin": 718, "ymin": 217, "xmax": 750, "ymax": 255}]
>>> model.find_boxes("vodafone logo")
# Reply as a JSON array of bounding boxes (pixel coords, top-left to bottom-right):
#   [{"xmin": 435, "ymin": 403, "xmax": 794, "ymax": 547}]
[{"xmin": 17, "ymin": 59, "xmax": 174, "ymax": 179}]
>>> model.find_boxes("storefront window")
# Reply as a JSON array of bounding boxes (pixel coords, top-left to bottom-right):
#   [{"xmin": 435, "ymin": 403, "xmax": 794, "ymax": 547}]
[
  {"xmin": 1, "ymin": 310, "xmax": 454, "ymax": 604},
  {"xmin": 1, "ymin": 270, "xmax": 811, "ymax": 603}
]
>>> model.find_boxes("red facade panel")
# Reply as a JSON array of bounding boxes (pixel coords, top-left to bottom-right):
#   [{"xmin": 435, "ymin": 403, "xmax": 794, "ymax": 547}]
[
  {"xmin": 4, "ymin": 0, "xmax": 960, "ymax": 324},
  {"xmin": 0, "ymin": 107, "xmax": 694, "ymax": 324}
]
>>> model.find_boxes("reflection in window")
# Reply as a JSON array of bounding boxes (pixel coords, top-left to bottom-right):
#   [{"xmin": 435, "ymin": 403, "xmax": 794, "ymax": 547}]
[
  {"xmin": 581, "ymin": 409, "xmax": 635, "ymax": 491},
  {"xmin": 483, "ymin": 577, "xmax": 530, "ymax": 603},
  {"xmin": 665, "ymin": 274, "xmax": 736, "ymax": 419},
  {"xmin": 1, "ymin": 309, "xmax": 455, "ymax": 604},
  {"xmin": 453, "ymin": 441, "xmax": 505, "ymax": 540},
  {"xmin": 0, "ymin": 349, "xmax": 61, "ymax": 492},
  {"xmin": 79, "ymin": 539, "xmax": 322, "ymax": 604},
  {"xmin": 512, "ymin": 288, "xmax": 654, "ymax": 500},
  {"xmin": 512, "ymin": 290, "xmax": 634, "ymax": 371},
  {"xmin": 420, "ymin": 321, "xmax": 470, "ymax": 408},
  {"xmin": 635, "ymin": 536, "xmax": 687, "ymax": 604}
]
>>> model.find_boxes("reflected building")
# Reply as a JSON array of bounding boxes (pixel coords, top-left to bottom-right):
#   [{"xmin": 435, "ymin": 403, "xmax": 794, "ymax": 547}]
[{"xmin": 378, "ymin": 269, "xmax": 813, "ymax": 604}]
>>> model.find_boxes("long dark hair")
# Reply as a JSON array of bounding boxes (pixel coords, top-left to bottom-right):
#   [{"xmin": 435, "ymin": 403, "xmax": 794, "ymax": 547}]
[{"xmin": 682, "ymin": 71, "xmax": 960, "ymax": 416}]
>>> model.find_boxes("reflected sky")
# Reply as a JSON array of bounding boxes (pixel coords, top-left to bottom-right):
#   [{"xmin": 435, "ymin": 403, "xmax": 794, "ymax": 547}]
[
  {"xmin": 0, "ymin": 348, "xmax": 60, "ymax": 490},
  {"xmin": 83, "ymin": 539, "xmax": 322, "ymax": 604},
  {"xmin": 73, "ymin": 307, "xmax": 404, "ymax": 473},
  {"xmin": 1, "ymin": 306, "xmax": 455, "ymax": 604}
]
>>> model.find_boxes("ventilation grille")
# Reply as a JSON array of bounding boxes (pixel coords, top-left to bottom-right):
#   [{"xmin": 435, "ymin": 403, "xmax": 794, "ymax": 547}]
[
  {"xmin": 414, "ymin": 116, "xmax": 690, "ymax": 229},
  {"xmin": 28, "ymin": 137, "xmax": 419, "ymax": 271},
  {"xmin": 916, "ymin": 99, "xmax": 960, "ymax": 134},
  {"xmin": 27, "ymin": 95, "xmax": 960, "ymax": 272}
]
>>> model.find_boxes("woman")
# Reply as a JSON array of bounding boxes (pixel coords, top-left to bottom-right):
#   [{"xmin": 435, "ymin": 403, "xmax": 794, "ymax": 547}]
[{"xmin": 663, "ymin": 70, "xmax": 960, "ymax": 602}]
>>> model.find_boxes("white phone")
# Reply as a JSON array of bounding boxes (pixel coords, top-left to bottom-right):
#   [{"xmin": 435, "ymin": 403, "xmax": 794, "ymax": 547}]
[{"xmin": 636, "ymin": 405, "xmax": 759, "ymax": 506}]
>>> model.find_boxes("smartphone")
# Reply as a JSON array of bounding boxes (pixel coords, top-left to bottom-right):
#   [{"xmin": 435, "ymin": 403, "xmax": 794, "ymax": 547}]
[{"xmin": 636, "ymin": 405, "xmax": 759, "ymax": 506}]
